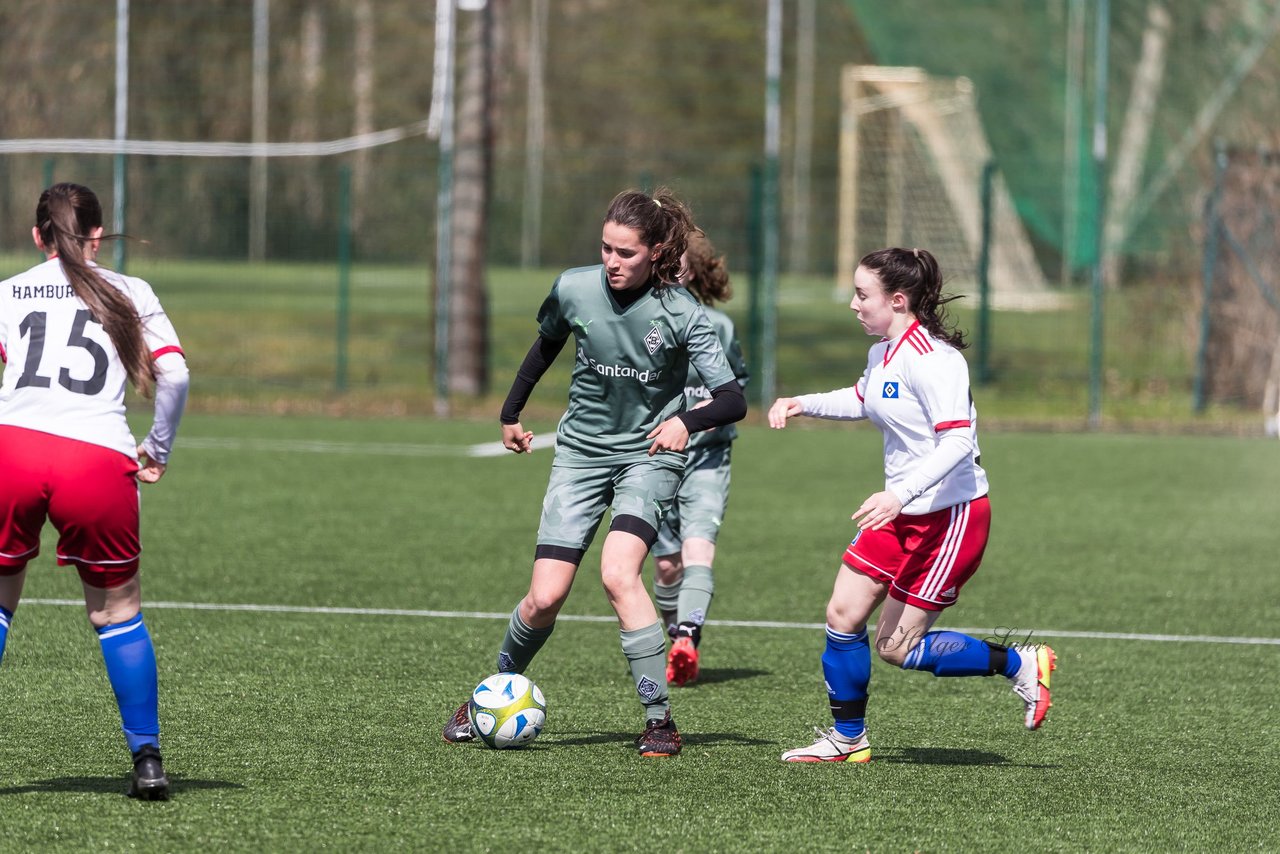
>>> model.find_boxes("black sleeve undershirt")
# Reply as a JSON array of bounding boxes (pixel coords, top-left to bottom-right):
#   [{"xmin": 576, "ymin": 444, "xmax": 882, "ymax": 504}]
[
  {"xmin": 675, "ymin": 381, "xmax": 748, "ymax": 434},
  {"xmin": 500, "ymin": 335, "xmax": 569, "ymax": 424}
]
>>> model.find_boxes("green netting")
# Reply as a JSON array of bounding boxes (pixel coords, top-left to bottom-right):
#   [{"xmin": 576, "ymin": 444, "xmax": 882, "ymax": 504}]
[
  {"xmin": 1, "ymin": 1, "xmax": 1276, "ymax": 427},
  {"xmin": 844, "ymin": 0, "xmax": 1280, "ymax": 276}
]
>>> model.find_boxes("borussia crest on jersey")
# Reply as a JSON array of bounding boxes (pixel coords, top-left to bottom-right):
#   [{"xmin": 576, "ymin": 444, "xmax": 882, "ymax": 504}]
[
  {"xmin": 535, "ymin": 265, "xmax": 735, "ymax": 467},
  {"xmin": 643, "ymin": 322, "xmax": 665, "ymax": 355}
]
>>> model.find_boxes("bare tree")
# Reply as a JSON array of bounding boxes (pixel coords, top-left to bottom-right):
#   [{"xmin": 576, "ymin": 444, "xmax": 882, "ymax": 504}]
[
  {"xmin": 351, "ymin": 0, "xmax": 375, "ymax": 232},
  {"xmin": 445, "ymin": 0, "xmax": 502, "ymax": 396}
]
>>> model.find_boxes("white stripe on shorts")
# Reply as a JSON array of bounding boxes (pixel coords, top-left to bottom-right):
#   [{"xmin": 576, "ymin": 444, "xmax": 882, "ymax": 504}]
[{"xmin": 920, "ymin": 501, "xmax": 969, "ymax": 601}]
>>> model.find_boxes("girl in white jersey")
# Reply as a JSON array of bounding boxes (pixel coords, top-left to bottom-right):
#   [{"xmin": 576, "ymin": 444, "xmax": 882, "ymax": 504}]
[
  {"xmin": 0, "ymin": 183, "xmax": 189, "ymax": 797},
  {"xmin": 768, "ymin": 247, "xmax": 1054, "ymax": 763}
]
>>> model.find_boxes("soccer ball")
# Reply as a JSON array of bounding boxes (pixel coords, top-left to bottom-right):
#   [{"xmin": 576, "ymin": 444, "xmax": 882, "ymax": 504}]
[{"xmin": 468, "ymin": 673, "xmax": 547, "ymax": 749}]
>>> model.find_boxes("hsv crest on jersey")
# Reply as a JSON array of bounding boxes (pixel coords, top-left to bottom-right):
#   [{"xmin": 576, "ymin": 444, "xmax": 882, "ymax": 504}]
[
  {"xmin": 643, "ymin": 324, "xmax": 665, "ymax": 355},
  {"xmin": 882, "ymin": 381, "xmax": 899, "ymax": 399}
]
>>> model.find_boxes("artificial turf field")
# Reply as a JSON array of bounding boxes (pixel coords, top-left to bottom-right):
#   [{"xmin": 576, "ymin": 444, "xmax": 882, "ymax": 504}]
[{"xmin": 0, "ymin": 413, "xmax": 1276, "ymax": 851}]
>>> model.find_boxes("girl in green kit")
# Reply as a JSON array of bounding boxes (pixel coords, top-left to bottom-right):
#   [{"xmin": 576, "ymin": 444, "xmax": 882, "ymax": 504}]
[{"xmin": 442, "ymin": 188, "xmax": 746, "ymax": 757}]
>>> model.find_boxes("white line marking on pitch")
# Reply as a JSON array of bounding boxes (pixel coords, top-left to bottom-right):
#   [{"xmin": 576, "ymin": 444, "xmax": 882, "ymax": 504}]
[
  {"xmin": 179, "ymin": 435, "xmax": 556, "ymax": 458},
  {"xmin": 21, "ymin": 598, "xmax": 1280, "ymax": 646}
]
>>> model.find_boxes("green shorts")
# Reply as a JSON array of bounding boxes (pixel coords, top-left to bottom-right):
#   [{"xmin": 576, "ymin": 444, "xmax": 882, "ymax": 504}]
[
  {"xmin": 654, "ymin": 444, "xmax": 732, "ymax": 556},
  {"xmin": 536, "ymin": 458, "xmax": 682, "ymax": 558}
]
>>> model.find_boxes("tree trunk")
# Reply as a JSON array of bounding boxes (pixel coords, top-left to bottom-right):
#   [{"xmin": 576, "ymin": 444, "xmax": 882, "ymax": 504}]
[
  {"xmin": 351, "ymin": 0, "xmax": 374, "ymax": 232},
  {"xmin": 447, "ymin": 0, "xmax": 500, "ymax": 396}
]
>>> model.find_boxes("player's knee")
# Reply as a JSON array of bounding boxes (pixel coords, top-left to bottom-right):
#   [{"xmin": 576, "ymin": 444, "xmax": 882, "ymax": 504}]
[
  {"xmin": 520, "ymin": 591, "xmax": 565, "ymax": 623},
  {"xmin": 825, "ymin": 599, "xmax": 865, "ymax": 635},
  {"xmin": 79, "ymin": 568, "xmax": 141, "ymax": 629},
  {"xmin": 599, "ymin": 563, "xmax": 643, "ymax": 602},
  {"xmin": 0, "ymin": 561, "xmax": 28, "ymax": 577},
  {"xmin": 653, "ymin": 554, "xmax": 682, "ymax": 585},
  {"xmin": 681, "ymin": 537, "xmax": 716, "ymax": 567},
  {"xmin": 874, "ymin": 636, "xmax": 912, "ymax": 667}
]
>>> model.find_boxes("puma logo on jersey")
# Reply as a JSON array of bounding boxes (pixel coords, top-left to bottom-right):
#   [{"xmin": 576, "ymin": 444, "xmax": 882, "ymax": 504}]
[
  {"xmin": 572, "ymin": 316, "xmax": 593, "ymax": 334},
  {"xmin": 882, "ymin": 381, "xmax": 899, "ymax": 399}
]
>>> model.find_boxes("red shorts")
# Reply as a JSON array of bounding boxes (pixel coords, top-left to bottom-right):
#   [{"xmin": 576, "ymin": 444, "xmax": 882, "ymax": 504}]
[
  {"xmin": 0, "ymin": 426, "xmax": 141, "ymax": 585},
  {"xmin": 842, "ymin": 496, "xmax": 990, "ymax": 611}
]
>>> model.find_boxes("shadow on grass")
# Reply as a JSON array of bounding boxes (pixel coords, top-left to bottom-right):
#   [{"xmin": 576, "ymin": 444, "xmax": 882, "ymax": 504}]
[
  {"xmin": 548, "ymin": 730, "xmax": 773, "ymax": 749},
  {"xmin": 874, "ymin": 747, "xmax": 1058, "ymax": 768},
  {"xmin": 0, "ymin": 777, "xmax": 246, "ymax": 796},
  {"xmin": 686, "ymin": 667, "xmax": 770, "ymax": 685}
]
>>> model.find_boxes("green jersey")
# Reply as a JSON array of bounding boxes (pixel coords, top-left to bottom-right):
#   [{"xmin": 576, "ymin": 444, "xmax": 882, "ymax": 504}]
[
  {"xmin": 537, "ymin": 265, "xmax": 736, "ymax": 467},
  {"xmin": 683, "ymin": 305, "xmax": 749, "ymax": 450}
]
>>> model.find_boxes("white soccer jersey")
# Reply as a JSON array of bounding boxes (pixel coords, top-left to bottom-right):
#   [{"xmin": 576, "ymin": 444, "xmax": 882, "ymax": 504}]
[
  {"xmin": 0, "ymin": 258, "xmax": 184, "ymax": 459},
  {"xmin": 795, "ymin": 320, "xmax": 988, "ymax": 515}
]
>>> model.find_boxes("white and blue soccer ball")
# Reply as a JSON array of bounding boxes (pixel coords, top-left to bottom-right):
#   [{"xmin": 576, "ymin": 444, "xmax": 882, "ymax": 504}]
[{"xmin": 468, "ymin": 673, "xmax": 547, "ymax": 749}]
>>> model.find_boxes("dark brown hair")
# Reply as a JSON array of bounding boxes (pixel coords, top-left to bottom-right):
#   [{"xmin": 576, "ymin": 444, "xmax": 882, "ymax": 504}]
[
  {"xmin": 603, "ymin": 186, "xmax": 695, "ymax": 286},
  {"xmin": 35, "ymin": 183, "xmax": 156, "ymax": 395},
  {"xmin": 859, "ymin": 247, "xmax": 968, "ymax": 350},
  {"xmin": 682, "ymin": 231, "xmax": 732, "ymax": 306}
]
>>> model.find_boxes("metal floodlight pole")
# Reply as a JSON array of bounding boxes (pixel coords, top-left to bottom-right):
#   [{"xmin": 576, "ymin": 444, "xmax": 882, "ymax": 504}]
[
  {"xmin": 788, "ymin": 0, "xmax": 815, "ymax": 274},
  {"xmin": 113, "ymin": 0, "xmax": 129, "ymax": 272},
  {"xmin": 1062, "ymin": 0, "xmax": 1086, "ymax": 286},
  {"xmin": 336, "ymin": 164, "xmax": 353, "ymax": 393},
  {"xmin": 429, "ymin": 0, "xmax": 459, "ymax": 415},
  {"xmin": 249, "ymin": 0, "xmax": 269, "ymax": 262},
  {"xmin": 1192, "ymin": 144, "xmax": 1227, "ymax": 414},
  {"xmin": 977, "ymin": 160, "xmax": 995, "ymax": 385},
  {"xmin": 1088, "ymin": 0, "xmax": 1109, "ymax": 430},
  {"xmin": 761, "ymin": 0, "xmax": 782, "ymax": 408},
  {"xmin": 521, "ymin": 0, "xmax": 548, "ymax": 268}
]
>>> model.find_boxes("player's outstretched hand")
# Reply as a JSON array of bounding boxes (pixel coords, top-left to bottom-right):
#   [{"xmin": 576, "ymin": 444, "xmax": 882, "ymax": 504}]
[
  {"xmin": 646, "ymin": 417, "xmax": 690, "ymax": 456},
  {"xmin": 852, "ymin": 490, "xmax": 903, "ymax": 531},
  {"xmin": 136, "ymin": 446, "xmax": 167, "ymax": 483},
  {"xmin": 502, "ymin": 422, "xmax": 535, "ymax": 454},
  {"xmin": 768, "ymin": 397, "xmax": 803, "ymax": 429}
]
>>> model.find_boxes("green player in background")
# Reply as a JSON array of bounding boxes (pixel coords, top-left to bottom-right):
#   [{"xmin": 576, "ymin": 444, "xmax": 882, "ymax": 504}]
[
  {"xmin": 652, "ymin": 232, "xmax": 749, "ymax": 687},
  {"xmin": 442, "ymin": 188, "xmax": 747, "ymax": 757}
]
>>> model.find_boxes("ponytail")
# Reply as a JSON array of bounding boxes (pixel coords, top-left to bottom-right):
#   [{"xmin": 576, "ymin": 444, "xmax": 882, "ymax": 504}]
[
  {"xmin": 682, "ymin": 231, "xmax": 733, "ymax": 306},
  {"xmin": 35, "ymin": 183, "xmax": 156, "ymax": 397}
]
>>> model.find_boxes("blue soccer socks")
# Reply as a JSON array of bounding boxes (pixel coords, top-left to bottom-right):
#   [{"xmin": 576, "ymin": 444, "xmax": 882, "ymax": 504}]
[
  {"xmin": 822, "ymin": 626, "xmax": 870, "ymax": 739},
  {"xmin": 96, "ymin": 613, "xmax": 160, "ymax": 754},
  {"xmin": 497, "ymin": 606, "xmax": 555, "ymax": 674},
  {"xmin": 0, "ymin": 605, "xmax": 12, "ymax": 665},
  {"xmin": 901, "ymin": 630, "xmax": 1022, "ymax": 678}
]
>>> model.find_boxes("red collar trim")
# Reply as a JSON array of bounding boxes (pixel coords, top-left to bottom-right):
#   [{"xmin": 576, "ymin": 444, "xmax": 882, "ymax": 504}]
[{"xmin": 883, "ymin": 320, "xmax": 922, "ymax": 366}]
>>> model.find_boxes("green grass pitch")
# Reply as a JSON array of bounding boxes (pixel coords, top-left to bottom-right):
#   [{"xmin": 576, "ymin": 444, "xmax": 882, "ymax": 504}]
[{"xmin": 0, "ymin": 413, "xmax": 1276, "ymax": 850}]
